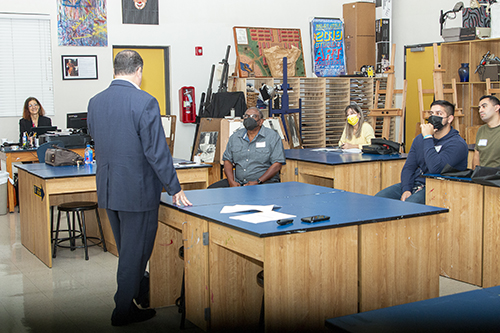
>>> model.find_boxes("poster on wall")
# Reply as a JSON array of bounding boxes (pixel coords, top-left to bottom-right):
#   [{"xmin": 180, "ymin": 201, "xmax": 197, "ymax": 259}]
[
  {"xmin": 57, "ymin": 0, "xmax": 107, "ymax": 46},
  {"xmin": 122, "ymin": 0, "xmax": 159, "ymax": 25},
  {"xmin": 310, "ymin": 18, "xmax": 346, "ymax": 77}
]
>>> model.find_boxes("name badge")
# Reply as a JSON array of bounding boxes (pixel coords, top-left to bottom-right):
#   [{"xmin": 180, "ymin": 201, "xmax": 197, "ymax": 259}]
[
  {"xmin": 434, "ymin": 145, "xmax": 442, "ymax": 153},
  {"xmin": 256, "ymin": 142, "xmax": 266, "ymax": 148},
  {"xmin": 478, "ymin": 139, "xmax": 488, "ymax": 146}
]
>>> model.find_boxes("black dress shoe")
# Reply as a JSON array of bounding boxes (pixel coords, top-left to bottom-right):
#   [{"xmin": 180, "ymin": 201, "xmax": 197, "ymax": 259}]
[{"xmin": 111, "ymin": 304, "xmax": 156, "ymax": 326}]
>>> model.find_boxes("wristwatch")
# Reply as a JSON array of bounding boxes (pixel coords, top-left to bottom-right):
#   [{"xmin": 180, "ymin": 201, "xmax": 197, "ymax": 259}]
[{"xmin": 257, "ymin": 179, "xmax": 263, "ymax": 184}]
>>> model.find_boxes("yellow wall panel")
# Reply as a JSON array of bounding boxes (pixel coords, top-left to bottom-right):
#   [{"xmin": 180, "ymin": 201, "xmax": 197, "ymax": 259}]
[
  {"xmin": 405, "ymin": 44, "xmax": 440, "ymax": 152},
  {"xmin": 113, "ymin": 48, "xmax": 167, "ymax": 115}
]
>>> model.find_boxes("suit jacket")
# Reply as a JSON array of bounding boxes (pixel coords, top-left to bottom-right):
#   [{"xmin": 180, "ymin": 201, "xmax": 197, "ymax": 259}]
[
  {"xmin": 87, "ymin": 79, "xmax": 181, "ymax": 212},
  {"xmin": 19, "ymin": 115, "xmax": 52, "ymax": 143}
]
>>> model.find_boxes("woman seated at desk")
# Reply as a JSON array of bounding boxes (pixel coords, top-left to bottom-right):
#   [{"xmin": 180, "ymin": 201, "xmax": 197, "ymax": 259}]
[
  {"xmin": 19, "ymin": 97, "xmax": 52, "ymax": 143},
  {"xmin": 338, "ymin": 104, "xmax": 375, "ymax": 149}
]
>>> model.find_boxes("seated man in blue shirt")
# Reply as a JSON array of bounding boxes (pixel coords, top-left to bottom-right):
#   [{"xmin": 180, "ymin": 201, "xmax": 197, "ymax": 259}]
[
  {"xmin": 375, "ymin": 100, "xmax": 468, "ymax": 204},
  {"xmin": 211, "ymin": 107, "xmax": 285, "ymax": 187}
]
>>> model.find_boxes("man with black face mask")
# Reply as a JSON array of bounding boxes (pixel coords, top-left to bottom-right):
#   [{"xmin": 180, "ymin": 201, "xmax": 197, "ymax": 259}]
[
  {"xmin": 210, "ymin": 107, "xmax": 285, "ymax": 187},
  {"xmin": 375, "ymin": 100, "xmax": 468, "ymax": 204}
]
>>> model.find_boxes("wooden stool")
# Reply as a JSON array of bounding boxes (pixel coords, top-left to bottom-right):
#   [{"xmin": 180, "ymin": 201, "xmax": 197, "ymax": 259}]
[{"xmin": 52, "ymin": 201, "xmax": 107, "ymax": 260}]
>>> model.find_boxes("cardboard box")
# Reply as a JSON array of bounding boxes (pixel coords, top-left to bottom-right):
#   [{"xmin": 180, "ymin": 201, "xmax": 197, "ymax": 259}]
[
  {"xmin": 479, "ymin": 64, "xmax": 500, "ymax": 82},
  {"xmin": 343, "ymin": 2, "xmax": 375, "ymax": 37},
  {"xmin": 343, "ymin": 2, "xmax": 376, "ymax": 73}
]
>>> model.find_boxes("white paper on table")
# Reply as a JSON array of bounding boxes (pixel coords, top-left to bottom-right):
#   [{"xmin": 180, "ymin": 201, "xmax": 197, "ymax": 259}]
[
  {"xmin": 342, "ymin": 148, "xmax": 362, "ymax": 153},
  {"xmin": 229, "ymin": 211, "xmax": 296, "ymax": 223},
  {"xmin": 220, "ymin": 204, "xmax": 276, "ymax": 214},
  {"xmin": 311, "ymin": 147, "xmax": 342, "ymax": 152}
]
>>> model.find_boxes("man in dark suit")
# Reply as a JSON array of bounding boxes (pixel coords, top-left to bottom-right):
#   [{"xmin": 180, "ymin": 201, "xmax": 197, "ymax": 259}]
[{"xmin": 87, "ymin": 50, "xmax": 191, "ymax": 326}]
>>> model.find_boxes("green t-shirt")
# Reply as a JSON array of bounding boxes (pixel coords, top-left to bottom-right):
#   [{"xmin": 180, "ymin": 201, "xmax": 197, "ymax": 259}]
[{"xmin": 475, "ymin": 123, "xmax": 500, "ymax": 168}]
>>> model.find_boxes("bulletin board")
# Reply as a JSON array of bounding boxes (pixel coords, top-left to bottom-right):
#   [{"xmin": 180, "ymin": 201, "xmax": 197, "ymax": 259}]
[{"xmin": 233, "ymin": 26, "xmax": 306, "ymax": 78}]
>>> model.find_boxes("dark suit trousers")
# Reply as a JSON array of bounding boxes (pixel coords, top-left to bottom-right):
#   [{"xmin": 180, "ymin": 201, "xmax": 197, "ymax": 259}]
[{"xmin": 106, "ymin": 208, "xmax": 159, "ymax": 319}]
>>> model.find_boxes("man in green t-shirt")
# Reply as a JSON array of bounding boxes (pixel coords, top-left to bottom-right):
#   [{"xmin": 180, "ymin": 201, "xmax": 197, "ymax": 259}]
[{"xmin": 473, "ymin": 95, "xmax": 500, "ymax": 169}]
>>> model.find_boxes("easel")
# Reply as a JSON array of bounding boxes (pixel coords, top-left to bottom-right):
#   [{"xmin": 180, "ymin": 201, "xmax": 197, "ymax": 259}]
[
  {"xmin": 268, "ymin": 57, "xmax": 302, "ymax": 146},
  {"xmin": 368, "ymin": 44, "xmax": 407, "ymax": 146},
  {"xmin": 418, "ymin": 43, "xmax": 464, "ymax": 133}
]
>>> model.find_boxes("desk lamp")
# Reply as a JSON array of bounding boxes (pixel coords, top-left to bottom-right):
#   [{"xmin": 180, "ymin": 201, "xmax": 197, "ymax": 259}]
[{"xmin": 440, "ymin": 1, "xmax": 465, "ymax": 36}]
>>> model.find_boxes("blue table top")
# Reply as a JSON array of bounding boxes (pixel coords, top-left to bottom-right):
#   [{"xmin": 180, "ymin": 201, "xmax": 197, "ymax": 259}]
[
  {"xmin": 285, "ymin": 148, "xmax": 406, "ymax": 165},
  {"xmin": 424, "ymin": 173, "xmax": 473, "ymax": 183},
  {"xmin": 161, "ymin": 182, "xmax": 448, "ymax": 238},
  {"xmin": 325, "ymin": 286, "xmax": 500, "ymax": 332},
  {"xmin": 16, "ymin": 158, "xmax": 210, "ymax": 179}
]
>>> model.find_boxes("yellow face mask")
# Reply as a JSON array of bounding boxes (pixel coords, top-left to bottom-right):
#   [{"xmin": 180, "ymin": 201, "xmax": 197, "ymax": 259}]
[{"xmin": 347, "ymin": 114, "xmax": 359, "ymax": 126}]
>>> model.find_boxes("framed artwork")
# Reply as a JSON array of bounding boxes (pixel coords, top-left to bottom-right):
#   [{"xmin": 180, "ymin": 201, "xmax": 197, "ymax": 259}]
[
  {"xmin": 233, "ymin": 26, "xmax": 306, "ymax": 78},
  {"xmin": 62, "ymin": 55, "xmax": 98, "ymax": 80},
  {"xmin": 57, "ymin": 0, "xmax": 107, "ymax": 46}
]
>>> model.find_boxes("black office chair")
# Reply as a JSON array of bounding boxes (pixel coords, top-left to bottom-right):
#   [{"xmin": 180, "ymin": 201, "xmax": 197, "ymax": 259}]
[{"xmin": 37, "ymin": 141, "xmax": 64, "ymax": 163}]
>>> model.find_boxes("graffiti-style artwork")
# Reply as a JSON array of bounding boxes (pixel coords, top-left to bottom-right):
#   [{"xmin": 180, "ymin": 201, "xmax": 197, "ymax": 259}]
[{"xmin": 57, "ymin": 0, "xmax": 107, "ymax": 46}]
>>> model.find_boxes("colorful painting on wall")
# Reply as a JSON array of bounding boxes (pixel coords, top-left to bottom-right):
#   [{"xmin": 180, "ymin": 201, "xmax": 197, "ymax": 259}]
[
  {"xmin": 310, "ymin": 18, "xmax": 346, "ymax": 77},
  {"xmin": 57, "ymin": 0, "xmax": 107, "ymax": 47}
]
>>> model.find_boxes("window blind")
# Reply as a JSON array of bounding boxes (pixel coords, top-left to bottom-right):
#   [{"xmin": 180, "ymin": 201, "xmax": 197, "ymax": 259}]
[{"xmin": 0, "ymin": 13, "xmax": 54, "ymax": 117}]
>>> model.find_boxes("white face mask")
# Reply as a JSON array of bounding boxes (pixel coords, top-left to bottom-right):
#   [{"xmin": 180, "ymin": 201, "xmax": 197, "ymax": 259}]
[{"xmin": 347, "ymin": 114, "xmax": 359, "ymax": 126}]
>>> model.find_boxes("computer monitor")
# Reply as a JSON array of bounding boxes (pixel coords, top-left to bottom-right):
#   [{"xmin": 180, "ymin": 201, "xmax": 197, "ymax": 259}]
[
  {"xmin": 67, "ymin": 112, "xmax": 88, "ymax": 132},
  {"xmin": 32, "ymin": 126, "xmax": 57, "ymax": 136}
]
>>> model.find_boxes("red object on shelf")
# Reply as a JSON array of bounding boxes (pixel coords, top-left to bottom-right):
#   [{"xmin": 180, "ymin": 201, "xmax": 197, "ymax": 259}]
[
  {"xmin": 179, "ymin": 86, "xmax": 196, "ymax": 123},
  {"xmin": 195, "ymin": 46, "xmax": 203, "ymax": 56}
]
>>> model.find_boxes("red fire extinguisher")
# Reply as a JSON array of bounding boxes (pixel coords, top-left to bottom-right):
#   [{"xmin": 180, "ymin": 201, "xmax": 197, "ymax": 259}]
[{"xmin": 179, "ymin": 86, "xmax": 196, "ymax": 123}]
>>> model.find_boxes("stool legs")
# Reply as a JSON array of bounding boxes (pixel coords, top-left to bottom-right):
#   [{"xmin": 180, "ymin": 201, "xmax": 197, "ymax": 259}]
[
  {"xmin": 78, "ymin": 210, "xmax": 89, "ymax": 260},
  {"xmin": 52, "ymin": 205, "xmax": 106, "ymax": 260}
]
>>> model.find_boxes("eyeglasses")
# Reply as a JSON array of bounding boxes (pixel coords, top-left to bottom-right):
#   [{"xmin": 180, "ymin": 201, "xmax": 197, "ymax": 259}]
[
  {"xmin": 243, "ymin": 114, "xmax": 260, "ymax": 119},
  {"xmin": 28, "ymin": 104, "xmax": 39, "ymax": 108}
]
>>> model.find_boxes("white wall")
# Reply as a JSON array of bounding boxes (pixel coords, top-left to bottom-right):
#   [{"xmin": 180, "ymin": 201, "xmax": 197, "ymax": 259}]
[
  {"xmin": 392, "ymin": 0, "xmax": 463, "ymax": 88},
  {"xmin": 1, "ymin": 0, "xmax": 465, "ymax": 159}
]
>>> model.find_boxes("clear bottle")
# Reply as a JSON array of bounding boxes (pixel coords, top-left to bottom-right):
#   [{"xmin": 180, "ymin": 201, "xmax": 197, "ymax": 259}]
[
  {"xmin": 84, "ymin": 144, "xmax": 93, "ymax": 164},
  {"xmin": 22, "ymin": 132, "xmax": 28, "ymax": 149}
]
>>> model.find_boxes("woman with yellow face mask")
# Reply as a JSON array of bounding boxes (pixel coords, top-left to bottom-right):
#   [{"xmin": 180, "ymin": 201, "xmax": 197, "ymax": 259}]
[{"xmin": 338, "ymin": 104, "xmax": 375, "ymax": 149}]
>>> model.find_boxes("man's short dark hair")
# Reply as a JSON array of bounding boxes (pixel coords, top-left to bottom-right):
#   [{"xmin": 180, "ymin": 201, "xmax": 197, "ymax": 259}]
[
  {"xmin": 479, "ymin": 95, "xmax": 500, "ymax": 107},
  {"xmin": 114, "ymin": 50, "xmax": 143, "ymax": 76},
  {"xmin": 430, "ymin": 100, "xmax": 455, "ymax": 116}
]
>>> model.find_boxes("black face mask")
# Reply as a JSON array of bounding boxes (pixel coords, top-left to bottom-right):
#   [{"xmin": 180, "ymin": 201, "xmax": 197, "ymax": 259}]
[
  {"xmin": 427, "ymin": 115, "xmax": 445, "ymax": 131},
  {"xmin": 243, "ymin": 117, "xmax": 258, "ymax": 131}
]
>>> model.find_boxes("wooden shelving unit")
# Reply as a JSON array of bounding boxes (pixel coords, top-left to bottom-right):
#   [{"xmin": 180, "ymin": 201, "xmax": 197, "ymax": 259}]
[
  {"xmin": 229, "ymin": 76, "xmax": 388, "ymax": 147},
  {"xmin": 440, "ymin": 38, "xmax": 500, "ymax": 131}
]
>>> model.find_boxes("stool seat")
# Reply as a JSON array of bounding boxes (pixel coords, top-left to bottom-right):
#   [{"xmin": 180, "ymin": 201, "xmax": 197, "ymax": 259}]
[
  {"xmin": 53, "ymin": 201, "xmax": 107, "ymax": 260},
  {"xmin": 58, "ymin": 201, "xmax": 99, "ymax": 212}
]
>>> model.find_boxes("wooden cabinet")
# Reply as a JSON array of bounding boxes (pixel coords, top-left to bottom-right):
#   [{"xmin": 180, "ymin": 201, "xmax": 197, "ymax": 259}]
[
  {"xmin": 440, "ymin": 38, "xmax": 500, "ymax": 134},
  {"xmin": 343, "ymin": 1, "xmax": 376, "ymax": 74}
]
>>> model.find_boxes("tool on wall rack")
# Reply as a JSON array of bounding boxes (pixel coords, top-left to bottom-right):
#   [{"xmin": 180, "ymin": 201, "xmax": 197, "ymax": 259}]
[{"xmin": 268, "ymin": 57, "xmax": 302, "ymax": 148}]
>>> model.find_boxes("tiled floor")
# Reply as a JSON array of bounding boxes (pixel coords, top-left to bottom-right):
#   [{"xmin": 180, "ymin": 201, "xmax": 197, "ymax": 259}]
[
  {"xmin": 0, "ymin": 209, "xmax": 202, "ymax": 333},
  {"xmin": 0, "ymin": 209, "xmax": 481, "ymax": 332}
]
